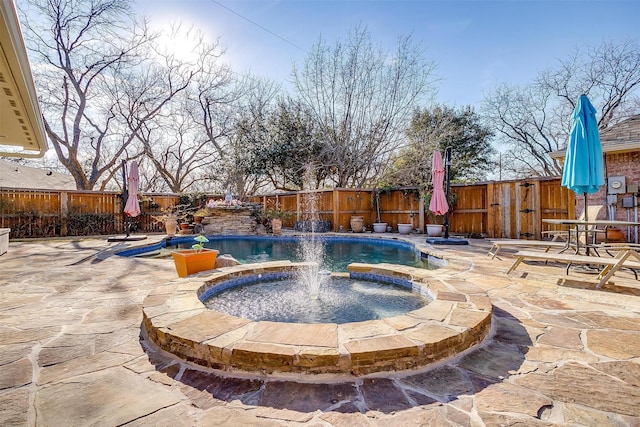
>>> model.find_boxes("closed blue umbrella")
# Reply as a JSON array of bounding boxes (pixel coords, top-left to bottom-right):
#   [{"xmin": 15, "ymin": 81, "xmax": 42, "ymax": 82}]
[{"xmin": 561, "ymin": 94, "xmax": 605, "ymax": 221}]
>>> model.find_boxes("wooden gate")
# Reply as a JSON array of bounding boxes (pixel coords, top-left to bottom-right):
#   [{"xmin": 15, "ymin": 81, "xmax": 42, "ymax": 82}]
[
  {"xmin": 515, "ymin": 181, "xmax": 538, "ymax": 239},
  {"xmin": 482, "ymin": 178, "xmax": 573, "ymax": 239},
  {"xmin": 487, "ymin": 182, "xmax": 510, "ymax": 238}
]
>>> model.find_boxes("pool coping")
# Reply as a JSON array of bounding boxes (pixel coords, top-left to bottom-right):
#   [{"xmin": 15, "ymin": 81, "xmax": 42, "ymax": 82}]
[{"xmin": 142, "ymin": 261, "xmax": 492, "ymax": 376}]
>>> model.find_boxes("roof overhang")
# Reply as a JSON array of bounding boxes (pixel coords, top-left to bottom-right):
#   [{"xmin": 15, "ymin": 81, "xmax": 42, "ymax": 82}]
[
  {"xmin": 0, "ymin": 0, "xmax": 48, "ymax": 158},
  {"xmin": 549, "ymin": 141, "xmax": 640, "ymax": 160}
]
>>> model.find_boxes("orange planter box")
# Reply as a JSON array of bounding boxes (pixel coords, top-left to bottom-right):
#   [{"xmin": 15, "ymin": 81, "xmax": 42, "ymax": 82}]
[{"xmin": 171, "ymin": 248, "xmax": 219, "ymax": 278}]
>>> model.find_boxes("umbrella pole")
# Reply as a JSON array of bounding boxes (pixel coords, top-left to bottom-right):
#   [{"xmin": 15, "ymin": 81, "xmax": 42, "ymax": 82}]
[
  {"xmin": 583, "ymin": 192, "xmax": 590, "ymax": 256},
  {"xmin": 444, "ymin": 147, "xmax": 452, "ymax": 239},
  {"xmin": 122, "ymin": 160, "xmax": 130, "ymax": 237}
]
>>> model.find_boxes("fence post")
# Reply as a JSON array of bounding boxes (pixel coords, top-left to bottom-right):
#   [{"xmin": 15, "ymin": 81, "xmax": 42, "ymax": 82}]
[
  {"xmin": 333, "ymin": 189, "xmax": 340, "ymax": 232},
  {"xmin": 486, "ymin": 182, "xmax": 495, "ymax": 238},
  {"xmin": 418, "ymin": 196, "xmax": 425, "ymax": 233},
  {"xmin": 534, "ymin": 181, "xmax": 541, "ymax": 239},
  {"xmin": 60, "ymin": 191, "xmax": 68, "ymax": 237}
]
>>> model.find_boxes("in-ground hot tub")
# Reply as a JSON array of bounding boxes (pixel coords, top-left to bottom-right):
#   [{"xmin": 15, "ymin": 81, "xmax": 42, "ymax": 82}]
[{"xmin": 142, "ymin": 261, "xmax": 492, "ymax": 376}]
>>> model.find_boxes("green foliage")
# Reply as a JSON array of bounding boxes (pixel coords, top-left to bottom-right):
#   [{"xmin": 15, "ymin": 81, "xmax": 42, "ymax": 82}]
[
  {"xmin": 178, "ymin": 193, "xmax": 210, "ymax": 209},
  {"xmin": 151, "ymin": 204, "xmax": 194, "ymax": 223},
  {"xmin": 263, "ymin": 209, "xmax": 292, "ymax": 220},
  {"xmin": 382, "ymin": 105, "xmax": 495, "ymax": 188},
  {"xmin": 191, "ymin": 235, "xmax": 209, "ymax": 252},
  {"xmin": 239, "ymin": 98, "xmax": 330, "ymax": 191},
  {"xmin": 422, "ymin": 191, "xmax": 458, "ymax": 219},
  {"xmin": 194, "ymin": 208, "xmax": 211, "ymax": 218}
]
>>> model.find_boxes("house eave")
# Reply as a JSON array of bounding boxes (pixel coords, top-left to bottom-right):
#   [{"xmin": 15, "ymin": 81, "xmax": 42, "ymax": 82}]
[
  {"xmin": 0, "ymin": 0, "xmax": 48, "ymax": 158},
  {"xmin": 549, "ymin": 141, "xmax": 640, "ymax": 160}
]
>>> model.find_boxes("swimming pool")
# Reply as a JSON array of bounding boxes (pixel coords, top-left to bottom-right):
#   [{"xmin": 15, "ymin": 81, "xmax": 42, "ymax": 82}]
[{"xmin": 118, "ymin": 235, "xmax": 433, "ymax": 271}]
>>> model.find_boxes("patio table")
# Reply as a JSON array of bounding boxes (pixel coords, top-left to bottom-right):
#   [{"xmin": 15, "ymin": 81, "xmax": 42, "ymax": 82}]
[{"xmin": 542, "ymin": 219, "xmax": 640, "ymax": 255}]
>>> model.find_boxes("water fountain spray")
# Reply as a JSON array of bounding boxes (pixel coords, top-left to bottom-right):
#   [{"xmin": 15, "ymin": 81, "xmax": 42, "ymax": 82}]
[{"xmin": 296, "ymin": 166, "xmax": 329, "ymax": 298}]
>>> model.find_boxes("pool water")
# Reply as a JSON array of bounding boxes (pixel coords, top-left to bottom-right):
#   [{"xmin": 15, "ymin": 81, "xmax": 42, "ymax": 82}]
[
  {"xmin": 170, "ymin": 236, "xmax": 430, "ymax": 271},
  {"xmin": 203, "ymin": 276, "xmax": 429, "ymax": 323}
]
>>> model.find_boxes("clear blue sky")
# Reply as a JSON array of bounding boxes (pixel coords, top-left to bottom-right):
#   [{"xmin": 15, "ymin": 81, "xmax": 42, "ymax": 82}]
[{"xmin": 137, "ymin": 0, "xmax": 640, "ymax": 108}]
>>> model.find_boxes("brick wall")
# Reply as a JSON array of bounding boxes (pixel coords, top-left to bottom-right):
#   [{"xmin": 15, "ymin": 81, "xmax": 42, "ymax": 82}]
[{"xmin": 574, "ymin": 151, "xmax": 640, "ymax": 242}]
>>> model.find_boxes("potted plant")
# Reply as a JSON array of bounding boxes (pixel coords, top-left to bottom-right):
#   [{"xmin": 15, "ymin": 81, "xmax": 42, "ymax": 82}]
[
  {"xmin": 264, "ymin": 209, "xmax": 290, "ymax": 235},
  {"xmin": 398, "ymin": 223, "xmax": 413, "ymax": 235},
  {"xmin": 422, "ymin": 190, "xmax": 456, "ymax": 237},
  {"xmin": 171, "ymin": 235, "xmax": 219, "ymax": 278},
  {"xmin": 152, "ymin": 204, "xmax": 192, "ymax": 236},
  {"xmin": 372, "ymin": 190, "xmax": 387, "ymax": 233},
  {"xmin": 373, "ymin": 222, "xmax": 387, "ymax": 233},
  {"xmin": 193, "ymin": 208, "xmax": 210, "ymax": 224},
  {"xmin": 350, "ymin": 215, "xmax": 364, "ymax": 233},
  {"xmin": 347, "ymin": 194, "xmax": 364, "ymax": 232},
  {"xmin": 398, "ymin": 211, "xmax": 415, "ymax": 235}
]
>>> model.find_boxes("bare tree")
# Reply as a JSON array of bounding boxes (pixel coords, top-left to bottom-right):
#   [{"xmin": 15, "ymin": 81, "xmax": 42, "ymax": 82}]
[
  {"xmin": 131, "ymin": 93, "xmax": 216, "ymax": 192},
  {"xmin": 22, "ymin": 0, "xmax": 147, "ymax": 189},
  {"xmin": 124, "ymin": 24, "xmax": 234, "ymax": 193},
  {"xmin": 21, "ymin": 0, "xmax": 198, "ymax": 190},
  {"xmin": 539, "ymin": 39, "xmax": 640, "ymax": 129},
  {"xmin": 293, "ymin": 25, "xmax": 437, "ymax": 188},
  {"xmin": 193, "ymin": 60, "xmax": 237, "ymax": 160},
  {"xmin": 483, "ymin": 39, "xmax": 640, "ymax": 178},
  {"xmin": 482, "ymin": 84, "xmax": 567, "ymax": 177}
]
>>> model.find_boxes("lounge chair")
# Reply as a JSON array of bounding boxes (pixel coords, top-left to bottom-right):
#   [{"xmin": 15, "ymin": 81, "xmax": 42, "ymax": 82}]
[
  {"xmin": 487, "ymin": 239, "xmax": 566, "ymax": 259},
  {"xmin": 506, "ymin": 244, "xmax": 640, "ymax": 288}
]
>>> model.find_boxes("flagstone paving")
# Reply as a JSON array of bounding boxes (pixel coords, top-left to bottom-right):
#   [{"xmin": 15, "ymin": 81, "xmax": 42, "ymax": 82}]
[{"xmin": 1, "ymin": 235, "xmax": 640, "ymax": 426}]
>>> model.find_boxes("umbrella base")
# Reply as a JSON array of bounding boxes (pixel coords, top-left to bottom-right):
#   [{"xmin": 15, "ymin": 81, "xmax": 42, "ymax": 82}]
[
  {"xmin": 107, "ymin": 235, "xmax": 148, "ymax": 242},
  {"xmin": 426, "ymin": 237, "xmax": 469, "ymax": 245}
]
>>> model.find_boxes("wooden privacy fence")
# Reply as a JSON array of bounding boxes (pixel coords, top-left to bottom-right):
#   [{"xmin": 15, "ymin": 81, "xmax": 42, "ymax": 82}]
[
  {"xmin": 0, "ymin": 188, "xmax": 179, "ymax": 238},
  {"xmin": 2, "ymin": 177, "xmax": 574, "ymax": 239},
  {"xmin": 451, "ymin": 178, "xmax": 575, "ymax": 239},
  {"xmin": 253, "ymin": 177, "xmax": 574, "ymax": 239}
]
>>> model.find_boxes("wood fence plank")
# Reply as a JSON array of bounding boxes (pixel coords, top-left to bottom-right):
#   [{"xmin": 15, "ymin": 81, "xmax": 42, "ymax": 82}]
[{"xmin": 2, "ymin": 178, "xmax": 575, "ymax": 239}]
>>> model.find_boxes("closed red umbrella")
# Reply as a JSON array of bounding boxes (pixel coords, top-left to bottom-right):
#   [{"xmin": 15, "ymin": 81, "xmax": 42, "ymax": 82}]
[
  {"xmin": 429, "ymin": 150, "xmax": 449, "ymax": 216},
  {"xmin": 124, "ymin": 161, "xmax": 140, "ymax": 218}
]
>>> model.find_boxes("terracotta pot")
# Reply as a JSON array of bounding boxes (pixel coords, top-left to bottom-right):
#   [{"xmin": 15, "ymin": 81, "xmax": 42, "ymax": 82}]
[
  {"xmin": 194, "ymin": 216, "xmax": 203, "ymax": 224},
  {"xmin": 350, "ymin": 216, "xmax": 364, "ymax": 233},
  {"xmin": 180, "ymin": 223, "xmax": 190, "ymax": 230},
  {"xmin": 271, "ymin": 218, "xmax": 282, "ymax": 235},
  {"xmin": 606, "ymin": 227, "xmax": 625, "ymax": 243},
  {"xmin": 171, "ymin": 248, "xmax": 219, "ymax": 278},
  {"xmin": 165, "ymin": 218, "xmax": 178, "ymax": 236}
]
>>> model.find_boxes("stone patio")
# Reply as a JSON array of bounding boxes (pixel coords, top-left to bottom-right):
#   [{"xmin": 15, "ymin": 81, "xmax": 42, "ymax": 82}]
[{"xmin": 1, "ymin": 235, "xmax": 640, "ymax": 426}]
